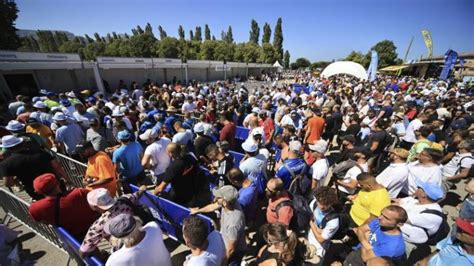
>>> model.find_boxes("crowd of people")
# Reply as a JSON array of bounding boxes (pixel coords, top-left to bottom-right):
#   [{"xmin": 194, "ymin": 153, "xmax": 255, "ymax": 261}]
[{"xmin": 0, "ymin": 73, "xmax": 473, "ymax": 266}]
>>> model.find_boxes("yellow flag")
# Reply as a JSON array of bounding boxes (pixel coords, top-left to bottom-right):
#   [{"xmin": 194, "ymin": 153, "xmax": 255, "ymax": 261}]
[{"xmin": 421, "ymin": 30, "xmax": 433, "ymax": 59}]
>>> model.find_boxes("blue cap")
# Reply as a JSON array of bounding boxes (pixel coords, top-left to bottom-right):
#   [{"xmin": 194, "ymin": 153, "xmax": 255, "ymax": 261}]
[
  {"xmin": 60, "ymin": 99, "xmax": 71, "ymax": 107},
  {"xmin": 416, "ymin": 179, "xmax": 444, "ymax": 201},
  {"xmin": 86, "ymin": 96, "xmax": 96, "ymax": 103},
  {"xmin": 47, "ymin": 92, "xmax": 57, "ymax": 97},
  {"xmin": 117, "ymin": 130, "xmax": 131, "ymax": 140}
]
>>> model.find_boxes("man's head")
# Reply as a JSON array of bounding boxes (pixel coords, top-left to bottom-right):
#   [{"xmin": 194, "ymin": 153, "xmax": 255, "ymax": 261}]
[
  {"xmin": 212, "ymin": 185, "xmax": 239, "ymax": 209},
  {"xmin": 33, "ymin": 173, "xmax": 61, "ymax": 196},
  {"xmin": 182, "ymin": 216, "xmax": 209, "ymax": 250},
  {"xmin": 389, "ymin": 148, "xmax": 408, "ymax": 162},
  {"xmin": 414, "ymin": 179, "xmax": 445, "ymax": 202},
  {"xmin": 117, "ymin": 130, "xmax": 132, "ymax": 144},
  {"xmin": 458, "ymin": 140, "xmax": 473, "ymax": 153},
  {"xmin": 415, "ymin": 126, "xmax": 431, "ymax": 139},
  {"xmin": 265, "ymin": 177, "xmax": 285, "ymax": 200},
  {"xmin": 341, "ymin": 135, "xmax": 355, "ymax": 148},
  {"xmin": 105, "ymin": 213, "xmax": 143, "ymax": 247},
  {"xmin": 75, "ymin": 103, "xmax": 85, "ymax": 114},
  {"xmin": 76, "ymin": 141, "xmax": 96, "ymax": 159},
  {"xmin": 226, "ymin": 168, "xmax": 246, "ymax": 187},
  {"xmin": 418, "ymin": 148, "xmax": 443, "ymax": 164},
  {"xmin": 87, "ymin": 188, "xmax": 116, "ymax": 212},
  {"xmin": 308, "ymin": 139, "xmax": 328, "ymax": 157},
  {"xmin": 242, "ymin": 140, "xmax": 258, "ymax": 156},
  {"xmin": 455, "ymin": 218, "xmax": 474, "ymax": 246},
  {"xmin": 378, "ymin": 205, "xmax": 408, "ymax": 230},
  {"xmin": 313, "ymin": 187, "xmax": 338, "ymax": 212},
  {"xmin": 357, "ymin": 172, "xmax": 377, "ymax": 191}
]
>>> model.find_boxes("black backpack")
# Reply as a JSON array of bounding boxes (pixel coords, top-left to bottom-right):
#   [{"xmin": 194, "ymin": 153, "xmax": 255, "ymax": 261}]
[
  {"xmin": 275, "ymin": 193, "xmax": 313, "ymax": 235},
  {"xmin": 420, "ymin": 209, "xmax": 450, "ymax": 245},
  {"xmin": 310, "ymin": 200, "xmax": 350, "ymax": 240},
  {"xmin": 116, "ymin": 196, "xmax": 157, "ymax": 225}
]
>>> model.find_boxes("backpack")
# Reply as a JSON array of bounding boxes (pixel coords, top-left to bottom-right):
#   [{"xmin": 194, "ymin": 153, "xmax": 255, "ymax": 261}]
[
  {"xmin": 333, "ymin": 159, "xmax": 363, "ymax": 179},
  {"xmin": 420, "ymin": 209, "xmax": 450, "ymax": 245},
  {"xmin": 275, "ymin": 193, "xmax": 313, "ymax": 235},
  {"xmin": 309, "ymin": 200, "xmax": 350, "ymax": 240},
  {"xmin": 456, "ymin": 155, "xmax": 474, "ymax": 176},
  {"xmin": 283, "ymin": 163, "xmax": 311, "ymax": 200},
  {"xmin": 116, "ymin": 197, "xmax": 157, "ymax": 225}
]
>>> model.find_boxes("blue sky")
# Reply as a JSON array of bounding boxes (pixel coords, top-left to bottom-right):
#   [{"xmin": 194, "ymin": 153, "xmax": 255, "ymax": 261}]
[{"xmin": 15, "ymin": 0, "xmax": 474, "ymax": 62}]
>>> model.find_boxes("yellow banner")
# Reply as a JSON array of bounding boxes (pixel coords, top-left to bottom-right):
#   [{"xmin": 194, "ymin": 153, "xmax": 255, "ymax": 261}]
[{"xmin": 421, "ymin": 30, "xmax": 433, "ymax": 58}]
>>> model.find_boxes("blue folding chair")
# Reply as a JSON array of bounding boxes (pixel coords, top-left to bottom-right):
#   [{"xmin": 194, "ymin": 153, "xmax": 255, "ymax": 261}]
[
  {"xmin": 55, "ymin": 227, "xmax": 104, "ymax": 266},
  {"xmin": 235, "ymin": 126, "xmax": 249, "ymax": 141}
]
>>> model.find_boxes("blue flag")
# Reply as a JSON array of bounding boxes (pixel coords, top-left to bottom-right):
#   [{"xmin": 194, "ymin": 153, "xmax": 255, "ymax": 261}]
[
  {"xmin": 367, "ymin": 50, "xmax": 378, "ymax": 82},
  {"xmin": 439, "ymin": 49, "xmax": 458, "ymax": 80}
]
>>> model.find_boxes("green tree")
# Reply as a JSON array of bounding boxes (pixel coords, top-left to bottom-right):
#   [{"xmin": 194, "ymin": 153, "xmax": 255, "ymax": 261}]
[
  {"xmin": 212, "ymin": 35, "xmax": 216, "ymax": 41},
  {"xmin": 259, "ymin": 43, "xmax": 277, "ymax": 64},
  {"xmin": 189, "ymin": 30, "xmax": 194, "ymax": 41},
  {"xmin": 112, "ymin": 32, "xmax": 118, "ymax": 40},
  {"xmin": 345, "ymin": 51, "xmax": 369, "ymax": 66},
  {"xmin": 54, "ymin": 32, "xmax": 69, "ymax": 47},
  {"xmin": 214, "ymin": 40, "xmax": 234, "ymax": 61},
  {"xmin": 221, "ymin": 31, "xmax": 227, "ymax": 41},
  {"xmin": 225, "ymin": 26, "xmax": 233, "ymax": 44},
  {"xmin": 204, "ymin": 24, "xmax": 211, "ymax": 40},
  {"xmin": 234, "ymin": 43, "xmax": 245, "ymax": 62},
  {"xmin": 58, "ymin": 38, "xmax": 85, "ymax": 58},
  {"xmin": 249, "ymin": 19, "xmax": 260, "ymax": 44},
  {"xmin": 156, "ymin": 37, "xmax": 179, "ymax": 58},
  {"xmin": 84, "ymin": 34, "xmax": 94, "ymax": 43},
  {"xmin": 199, "ymin": 40, "xmax": 217, "ymax": 60},
  {"xmin": 195, "ymin": 26, "xmax": 202, "ymax": 42},
  {"xmin": 158, "ymin": 25, "xmax": 167, "ymax": 39},
  {"xmin": 131, "ymin": 29, "xmax": 139, "ymax": 36},
  {"xmin": 178, "ymin": 25, "xmax": 185, "ymax": 40},
  {"xmin": 291, "ymin": 57, "xmax": 311, "ymax": 70},
  {"xmin": 243, "ymin": 42, "xmax": 260, "ymax": 63},
  {"xmin": 273, "ymin": 17, "xmax": 283, "ymax": 62},
  {"xmin": 104, "ymin": 38, "xmax": 122, "ymax": 56},
  {"xmin": 94, "ymin": 33, "xmax": 102, "ymax": 42},
  {"xmin": 136, "ymin": 25, "xmax": 144, "ymax": 35},
  {"xmin": 283, "ymin": 50, "xmax": 290, "ymax": 68},
  {"xmin": 145, "ymin": 23, "xmax": 153, "ymax": 35},
  {"xmin": 262, "ymin": 23, "xmax": 271, "ymax": 44},
  {"xmin": 310, "ymin": 61, "xmax": 331, "ymax": 71},
  {"xmin": 129, "ymin": 32, "xmax": 157, "ymax": 57},
  {"xmin": 118, "ymin": 39, "xmax": 132, "ymax": 57},
  {"xmin": 369, "ymin": 40, "xmax": 399, "ymax": 68},
  {"xmin": 83, "ymin": 42, "xmax": 105, "ymax": 60},
  {"xmin": 0, "ymin": 0, "xmax": 20, "ymax": 50}
]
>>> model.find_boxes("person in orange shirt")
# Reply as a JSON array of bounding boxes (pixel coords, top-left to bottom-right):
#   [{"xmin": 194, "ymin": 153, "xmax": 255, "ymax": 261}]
[
  {"xmin": 25, "ymin": 117, "xmax": 54, "ymax": 148},
  {"xmin": 304, "ymin": 108, "xmax": 325, "ymax": 145},
  {"xmin": 76, "ymin": 141, "xmax": 118, "ymax": 196}
]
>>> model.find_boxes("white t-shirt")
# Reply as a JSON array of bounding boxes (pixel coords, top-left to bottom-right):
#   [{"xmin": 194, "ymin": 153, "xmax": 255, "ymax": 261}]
[
  {"xmin": 376, "ymin": 163, "xmax": 409, "ymax": 198},
  {"xmin": 144, "ymin": 138, "xmax": 171, "ymax": 176},
  {"xmin": 404, "ymin": 161, "xmax": 443, "ymax": 195},
  {"xmin": 400, "ymin": 197, "xmax": 443, "ymax": 244},
  {"xmin": 172, "ymin": 130, "xmax": 193, "ymax": 145},
  {"xmin": 105, "ymin": 222, "xmax": 171, "ymax": 266},
  {"xmin": 310, "ymin": 158, "xmax": 329, "ymax": 189},
  {"xmin": 182, "ymin": 102, "xmax": 197, "ymax": 113},
  {"xmin": 307, "ymin": 200, "xmax": 339, "ymax": 257},
  {"xmin": 402, "ymin": 119, "xmax": 423, "ymax": 143},
  {"xmin": 184, "ymin": 230, "xmax": 226, "ymax": 266},
  {"xmin": 339, "ymin": 162, "xmax": 368, "ymax": 194},
  {"xmin": 442, "ymin": 152, "xmax": 473, "ymax": 178}
]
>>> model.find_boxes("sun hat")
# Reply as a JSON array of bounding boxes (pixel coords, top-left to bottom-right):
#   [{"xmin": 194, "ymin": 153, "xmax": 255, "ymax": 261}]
[
  {"xmin": 87, "ymin": 188, "xmax": 116, "ymax": 210},
  {"xmin": 308, "ymin": 139, "xmax": 328, "ymax": 154},
  {"xmin": 5, "ymin": 120, "xmax": 25, "ymax": 132},
  {"xmin": 0, "ymin": 135, "xmax": 23, "ymax": 148}
]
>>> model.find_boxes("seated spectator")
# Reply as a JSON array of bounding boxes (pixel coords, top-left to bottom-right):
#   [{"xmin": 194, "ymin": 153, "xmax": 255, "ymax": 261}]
[
  {"xmin": 191, "ymin": 186, "xmax": 247, "ymax": 265},
  {"xmin": 154, "ymin": 143, "xmax": 211, "ymax": 207},
  {"xmin": 275, "ymin": 140, "xmax": 308, "ymax": 189},
  {"xmin": 265, "ymin": 177, "xmax": 294, "ymax": 227},
  {"xmin": 376, "ymin": 148, "xmax": 409, "ymax": 198},
  {"xmin": 344, "ymin": 205, "xmax": 407, "ymax": 265},
  {"xmin": 77, "ymin": 141, "xmax": 118, "ymax": 197},
  {"xmin": 182, "ymin": 216, "xmax": 227, "ymax": 266},
  {"xmin": 104, "ymin": 214, "xmax": 171, "ymax": 266},
  {"xmin": 308, "ymin": 139, "xmax": 329, "ymax": 190},
  {"xmin": 459, "ymin": 178, "xmax": 474, "ymax": 220},
  {"xmin": 256, "ymin": 223, "xmax": 299, "ymax": 265},
  {"xmin": 407, "ymin": 126, "xmax": 432, "ymax": 162},
  {"xmin": 239, "ymin": 140, "xmax": 268, "ymax": 181},
  {"xmin": 336, "ymin": 149, "xmax": 370, "ymax": 203},
  {"xmin": 349, "ymin": 173, "xmax": 391, "ymax": 227},
  {"xmin": 442, "ymin": 140, "xmax": 474, "ymax": 189},
  {"xmin": 139, "ymin": 128, "xmax": 171, "ymax": 185},
  {"xmin": 193, "ymin": 123, "xmax": 213, "ymax": 159},
  {"xmin": 403, "ymin": 148, "xmax": 443, "ymax": 196},
  {"xmin": 397, "ymin": 180, "xmax": 444, "ymax": 251},
  {"xmin": 226, "ymin": 168, "xmax": 258, "ymax": 224},
  {"xmin": 80, "ymin": 187, "xmax": 146, "ymax": 257},
  {"xmin": 29, "ymin": 173, "xmax": 98, "ymax": 240},
  {"xmin": 419, "ymin": 218, "xmax": 474, "ymax": 266},
  {"xmin": 308, "ymin": 187, "xmax": 341, "ymax": 262}
]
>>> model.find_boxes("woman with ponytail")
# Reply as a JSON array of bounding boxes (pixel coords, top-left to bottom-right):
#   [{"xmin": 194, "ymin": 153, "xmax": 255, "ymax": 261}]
[{"xmin": 256, "ymin": 223, "xmax": 299, "ymax": 265}]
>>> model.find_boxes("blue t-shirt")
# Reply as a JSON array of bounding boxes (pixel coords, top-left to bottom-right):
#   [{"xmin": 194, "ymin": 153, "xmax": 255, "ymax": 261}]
[
  {"xmin": 429, "ymin": 236, "xmax": 474, "ymax": 266},
  {"xmin": 275, "ymin": 158, "xmax": 308, "ymax": 189},
  {"xmin": 112, "ymin": 141, "xmax": 144, "ymax": 179},
  {"xmin": 238, "ymin": 182, "xmax": 258, "ymax": 221},
  {"xmin": 364, "ymin": 219, "xmax": 405, "ymax": 260},
  {"xmin": 55, "ymin": 123, "xmax": 84, "ymax": 155},
  {"xmin": 164, "ymin": 115, "xmax": 177, "ymax": 135}
]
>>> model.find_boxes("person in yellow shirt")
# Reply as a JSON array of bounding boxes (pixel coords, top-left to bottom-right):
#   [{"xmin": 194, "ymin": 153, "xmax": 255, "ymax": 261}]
[
  {"xmin": 25, "ymin": 117, "xmax": 54, "ymax": 148},
  {"xmin": 76, "ymin": 141, "xmax": 118, "ymax": 197},
  {"xmin": 349, "ymin": 172, "xmax": 390, "ymax": 227}
]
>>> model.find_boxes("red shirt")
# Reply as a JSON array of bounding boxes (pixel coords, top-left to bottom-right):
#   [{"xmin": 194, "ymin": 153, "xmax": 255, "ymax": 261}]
[
  {"xmin": 266, "ymin": 195, "xmax": 294, "ymax": 226},
  {"xmin": 220, "ymin": 122, "xmax": 236, "ymax": 149},
  {"xmin": 29, "ymin": 188, "xmax": 99, "ymax": 239},
  {"xmin": 262, "ymin": 118, "xmax": 275, "ymax": 142}
]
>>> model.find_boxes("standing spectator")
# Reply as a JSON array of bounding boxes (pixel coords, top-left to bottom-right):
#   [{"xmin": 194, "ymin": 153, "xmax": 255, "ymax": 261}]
[
  {"xmin": 77, "ymin": 141, "xmax": 118, "ymax": 197},
  {"xmin": 226, "ymin": 168, "xmax": 258, "ymax": 224},
  {"xmin": 29, "ymin": 173, "xmax": 98, "ymax": 239},
  {"xmin": 113, "ymin": 130, "xmax": 146, "ymax": 190},
  {"xmin": 172, "ymin": 120, "xmax": 193, "ymax": 146},
  {"xmin": 26, "ymin": 117, "xmax": 54, "ymax": 148},
  {"xmin": 304, "ymin": 108, "xmax": 325, "ymax": 145},
  {"xmin": 265, "ymin": 178, "xmax": 294, "ymax": 227},
  {"xmin": 73, "ymin": 103, "xmax": 96, "ymax": 130},
  {"xmin": 400, "ymin": 113, "xmax": 427, "ymax": 150},
  {"xmin": 53, "ymin": 112, "xmax": 84, "ymax": 157},
  {"xmin": 407, "ymin": 126, "xmax": 432, "ymax": 162},
  {"xmin": 191, "ymin": 186, "xmax": 247, "ymax": 265},
  {"xmin": 239, "ymin": 140, "xmax": 268, "ymax": 182},
  {"xmin": 256, "ymin": 223, "xmax": 299, "ymax": 265},
  {"xmin": 344, "ymin": 205, "xmax": 407, "ymax": 265},
  {"xmin": 86, "ymin": 118, "xmax": 108, "ymax": 152},
  {"xmin": 219, "ymin": 111, "xmax": 236, "ymax": 149},
  {"xmin": 182, "ymin": 216, "xmax": 227, "ymax": 266},
  {"xmin": 308, "ymin": 139, "xmax": 329, "ymax": 190},
  {"xmin": 275, "ymin": 140, "xmax": 308, "ymax": 189},
  {"xmin": 140, "ymin": 128, "xmax": 171, "ymax": 185},
  {"xmin": 260, "ymin": 110, "xmax": 275, "ymax": 147},
  {"xmin": 376, "ymin": 148, "xmax": 409, "ymax": 198},
  {"xmin": 104, "ymin": 214, "xmax": 171, "ymax": 266},
  {"xmin": 205, "ymin": 143, "xmax": 234, "ymax": 187},
  {"xmin": 193, "ymin": 123, "xmax": 214, "ymax": 159}
]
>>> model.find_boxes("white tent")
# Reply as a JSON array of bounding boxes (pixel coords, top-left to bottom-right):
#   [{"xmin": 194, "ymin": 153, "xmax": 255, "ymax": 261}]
[
  {"xmin": 273, "ymin": 61, "xmax": 283, "ymax": 72},
  {"xmin": 320, "ymin": 61, "xmax": 368, "ymax": 80}
]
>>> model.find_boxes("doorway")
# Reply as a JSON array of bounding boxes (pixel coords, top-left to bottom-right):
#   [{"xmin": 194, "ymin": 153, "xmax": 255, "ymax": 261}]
[{"xmin": 3, "ymin": 73, "xmax": 39, "ymax": 98}]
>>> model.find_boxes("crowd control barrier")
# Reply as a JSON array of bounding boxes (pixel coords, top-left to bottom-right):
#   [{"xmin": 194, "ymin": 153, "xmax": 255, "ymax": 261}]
[
  {"xmin": 0, "ymin": 187, "xmax": 103, "ymax": 266},
  {"xmin": 53, "ymin": 152, "xmax": 87, "ymax": 188},
  {"xmin": 229, "ymin": 150, "xmax": 245, "ymax": 167},
  {"xmin": 235, "ymin": 126, "xmax": 249, "ymax": 141}
]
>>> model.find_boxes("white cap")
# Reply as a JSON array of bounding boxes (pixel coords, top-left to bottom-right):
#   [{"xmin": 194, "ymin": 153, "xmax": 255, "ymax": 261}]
[
  {"xmin": 52, "ymin": 112, "xmax": 67, "ymax": 121},
  {"xmin": 242, "ymin": 140, "xmax": 258, "ymax": 153},
  {"xmin": 194, "ymin": 123, "xmax": 205, "ymax": 133},
  {"xmin": 112, "ymin": 109, "xmax": 124, "ymax": 117},
  {"xmin": 66, "ymin": 91, "xmax": 76, "ymax": 98},
  {"xmin": 5, "ymin": 120, "xmax": 25, "ymax": 131},
  {"xmin": 308, "ymin": 139, "xmax": 328, "ymax": 154},
  {"xmin": 251, "ymin": 107, "xmax": 260, "ymax": 113},
  {"xmin": 139, "ymin": 129, "xmax": 158, "ymax": 141},
  {"xmin": 33, "ymin": 101, "xmax": 47, "ymax": 109},
  {"xmin": 87, "ymin": 188, "xmax": 116, "ymax": 210},
  {"xmin": 289, "ymin": 140, "xmax": 302, "ymax": 152}
]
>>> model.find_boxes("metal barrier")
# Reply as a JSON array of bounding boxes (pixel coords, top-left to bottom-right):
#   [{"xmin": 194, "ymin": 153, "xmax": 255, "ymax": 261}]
[
  {"xmin": 54, "ymin": 152, "xmax": 87, "ymax": 188},
  {"xmin": 0, "ymin": 187, "xmax": 102, "ymax": 265}
]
